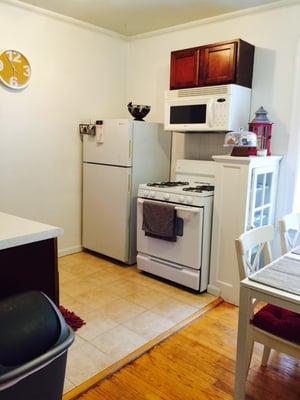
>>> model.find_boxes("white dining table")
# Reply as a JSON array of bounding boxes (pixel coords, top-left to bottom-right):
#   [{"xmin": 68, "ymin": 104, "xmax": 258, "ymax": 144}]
[{"xmin": 234, "ymin": 252, "xmax": 300, "ymax": 399}]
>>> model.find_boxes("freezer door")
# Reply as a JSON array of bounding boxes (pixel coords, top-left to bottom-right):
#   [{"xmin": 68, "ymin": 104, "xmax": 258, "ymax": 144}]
[
  {"xmin": 83, "ymin": 119, "xmax": 132, "ymax": 166},
  {"xmin": 83, "ymin": 163, "xmax": 131, "ymax": 262}
]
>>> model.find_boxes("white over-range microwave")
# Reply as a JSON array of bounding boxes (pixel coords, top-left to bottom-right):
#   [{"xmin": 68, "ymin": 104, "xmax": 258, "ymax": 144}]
[{"xmin": 164, "ymin": 84, "xmax": 251, "ymax": 132}]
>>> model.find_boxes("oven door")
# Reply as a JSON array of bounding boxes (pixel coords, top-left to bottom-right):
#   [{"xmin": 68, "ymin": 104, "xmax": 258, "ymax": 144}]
[{"xmin": 137, "ymin": 199, "xmax": 203, "ymax": 270}]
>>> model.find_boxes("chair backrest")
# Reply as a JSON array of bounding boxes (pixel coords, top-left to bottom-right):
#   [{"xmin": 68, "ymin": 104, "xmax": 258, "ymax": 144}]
[
  {"xmin": 279, "ymin": 212, "xmax": 300, "ymax": 254},
  {"xmin": 235, "ymin": 225, "xmax": 274, "ymax": 280}
]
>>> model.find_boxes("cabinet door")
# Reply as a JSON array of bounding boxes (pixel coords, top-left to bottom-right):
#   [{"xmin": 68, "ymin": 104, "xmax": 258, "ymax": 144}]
[
  {"xmin": 202, "ymin": 42, "xmax": 236, "ymax": 86},
  {"xmin": 170, "ymin": 48, "xmax": 200, "ymax": 89},
  {"xmin": 248, "ymin": 167, "xmax": 276, "ymax": 231},
  {"xmin": 247, "ymin": 167, "xmax": 276, "ymax": 269}
]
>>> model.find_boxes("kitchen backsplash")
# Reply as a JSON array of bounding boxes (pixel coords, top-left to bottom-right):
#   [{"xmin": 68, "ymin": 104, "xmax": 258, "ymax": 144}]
[
  {"xmin": 170, "ymin": 132, "xmax": 230, "ymax": 179},
  {"xmin": 184, "ymin": 133, "xmax": 230, "ymax": 160}
]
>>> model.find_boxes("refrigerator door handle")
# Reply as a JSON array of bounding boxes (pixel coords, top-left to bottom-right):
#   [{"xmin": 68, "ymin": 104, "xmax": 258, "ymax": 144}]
[
  {"xmin": 128, "ymin": 174, "xmax": 132, "ymax": 193},
  {"xmin": 129, "ymin": 140, "xmax": 132, "ymax": 160}
]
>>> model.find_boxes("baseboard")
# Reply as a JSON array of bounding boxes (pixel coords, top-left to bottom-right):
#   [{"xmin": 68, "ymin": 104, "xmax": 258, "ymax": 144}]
[
  {"xmin": 58, "ymin": 245, "xmax": 83, "ymax": 257},
  {"xmin": 207, "ymin": 284, "xmax": 221, "ymax": 297}
]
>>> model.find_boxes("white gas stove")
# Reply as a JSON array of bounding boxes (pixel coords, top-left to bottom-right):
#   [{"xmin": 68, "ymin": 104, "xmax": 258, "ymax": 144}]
[{"xmin": 137, "ymin": 160, "xmax": 216, "ymax": 292}]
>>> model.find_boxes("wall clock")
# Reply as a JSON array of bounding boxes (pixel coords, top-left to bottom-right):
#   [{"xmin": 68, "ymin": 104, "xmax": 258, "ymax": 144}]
[{"xmin": 0, "ymin": 50, "xmax": 31, "ymax": 90}]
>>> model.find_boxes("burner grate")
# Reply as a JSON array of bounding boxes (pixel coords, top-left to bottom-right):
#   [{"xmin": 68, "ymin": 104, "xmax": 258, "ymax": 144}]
[
  {"xmin": 183, "ymin": 185, "xmax": 214, "ymax": 193},
  {"xmin": 147, "ymin": 181, "xmax": 189, "ymax": 188}
]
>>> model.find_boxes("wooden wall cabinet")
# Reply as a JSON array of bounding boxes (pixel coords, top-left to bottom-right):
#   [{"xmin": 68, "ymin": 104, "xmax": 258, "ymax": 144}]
[
  {"xmin": 202, "ymin": 42, "xmax": 236, "ymax": 86},
  {"xmin": 170, "ymin": 47, "xmax": 200, "ymax": 89},
  {"xmin": 170, "ymin": 39, "xmax": 254, "ymax": 90}
]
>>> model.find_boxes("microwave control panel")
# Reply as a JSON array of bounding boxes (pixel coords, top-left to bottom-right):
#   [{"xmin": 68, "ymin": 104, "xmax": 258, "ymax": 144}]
[{"xmin": 212, "ymin": 98, "xmax": 229, "ymax": 129}]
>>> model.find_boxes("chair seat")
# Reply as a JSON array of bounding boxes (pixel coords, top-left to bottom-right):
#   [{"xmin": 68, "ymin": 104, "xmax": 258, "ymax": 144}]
[{"xmin": 252, "ymin": 304, "xmax": 300, "ymax": 344}]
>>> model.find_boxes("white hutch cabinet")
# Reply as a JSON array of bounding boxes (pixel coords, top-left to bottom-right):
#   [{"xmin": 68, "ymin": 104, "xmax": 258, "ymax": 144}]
[{"xmin": 208, "ymin": 155, "xmax": 282, "ymax": 305}]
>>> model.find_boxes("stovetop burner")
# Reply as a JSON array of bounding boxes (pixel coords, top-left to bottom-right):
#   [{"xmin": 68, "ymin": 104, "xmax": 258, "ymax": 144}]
[
  {"xmin": 183, "ymin": 185, "xmax": 215, "ymax": 193},
  {"xmin": 147, "ymin": 181, "xmax": 189, "ymax": 188}
]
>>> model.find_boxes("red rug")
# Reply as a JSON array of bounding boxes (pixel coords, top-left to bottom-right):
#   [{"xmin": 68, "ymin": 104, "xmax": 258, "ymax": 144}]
[{"xmin": 59, "ymin": 306, "xmax": 86, "ymax": 331}]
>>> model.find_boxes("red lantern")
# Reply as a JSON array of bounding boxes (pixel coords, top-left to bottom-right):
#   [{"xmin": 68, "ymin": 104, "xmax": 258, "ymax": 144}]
[{"xmin": 248, "ymin": 106, "xmax": 273, "ymax": 156}]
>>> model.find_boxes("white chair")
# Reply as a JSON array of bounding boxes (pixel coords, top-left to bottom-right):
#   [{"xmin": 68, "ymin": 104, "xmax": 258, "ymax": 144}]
[
  {"xmin": 279, "ymin": 212, "xmax": 300, "ymax": 254},
  {"xmin": 235, "ymin": 224, "xmax": 300, "ymax": 374}
]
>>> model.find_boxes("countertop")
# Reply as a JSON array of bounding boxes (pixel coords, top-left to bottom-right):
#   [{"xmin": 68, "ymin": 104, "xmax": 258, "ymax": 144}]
[
  {"xmin": 0, "ymin": 212, "xmax": 64, "ymax": 250},
  {"xmin": 212, "ymin": 155, "xmax": 283, "ymax": 165}
]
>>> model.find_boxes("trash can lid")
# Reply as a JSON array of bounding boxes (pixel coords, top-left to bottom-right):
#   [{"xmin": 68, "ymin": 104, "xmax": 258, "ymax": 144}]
[{"xmin": 0, "ymin": 291, "xmax": 67, "ymax": 368}]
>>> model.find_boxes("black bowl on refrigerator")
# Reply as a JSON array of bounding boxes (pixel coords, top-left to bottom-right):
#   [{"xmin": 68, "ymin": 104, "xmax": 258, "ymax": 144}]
[{"xmin": 127, "ymin": 102, "xmax": 151, "ymax": 121}]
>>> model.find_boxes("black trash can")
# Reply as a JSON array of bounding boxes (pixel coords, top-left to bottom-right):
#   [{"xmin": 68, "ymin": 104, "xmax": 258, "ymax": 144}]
[{"xmin": 0, "ymin": 291, "xmax": 74, "ymax": 400}]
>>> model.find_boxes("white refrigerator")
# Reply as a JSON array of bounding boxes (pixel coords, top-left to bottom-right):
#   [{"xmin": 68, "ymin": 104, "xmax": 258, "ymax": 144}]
[{"xmin": 82, "ymin": 119, "xmax": 171, "ymax": 264}]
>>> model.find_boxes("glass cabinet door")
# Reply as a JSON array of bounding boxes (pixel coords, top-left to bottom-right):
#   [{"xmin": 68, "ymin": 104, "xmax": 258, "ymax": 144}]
[
  {"xmin": 248, "ymin": 167, "xmax": 275, "ymax": 230},
  {"xmin": 247, "ymin": 166, "xmax": 276, "ymax": 269}
]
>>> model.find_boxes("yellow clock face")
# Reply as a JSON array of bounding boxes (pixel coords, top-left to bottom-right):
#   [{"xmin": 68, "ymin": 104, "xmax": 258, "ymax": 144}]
[{"xmin": 0, "ymin": 50, "xmax": 31, "ymax": 89}]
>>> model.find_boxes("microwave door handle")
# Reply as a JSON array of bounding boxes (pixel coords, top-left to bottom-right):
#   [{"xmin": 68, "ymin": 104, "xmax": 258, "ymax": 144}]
[{"xmin": 207, "ymin": 101, "xmax": 214, "ymax": 128}]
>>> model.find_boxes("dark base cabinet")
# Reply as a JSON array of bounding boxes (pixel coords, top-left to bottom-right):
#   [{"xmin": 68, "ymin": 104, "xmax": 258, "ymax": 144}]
[
  {"xmin": 0, "ymin": 238, "xmax": 59, "ymax": 305},
  {"xmin": 170, "ymin": 39, "xmax": 255, "ymax": 90}
]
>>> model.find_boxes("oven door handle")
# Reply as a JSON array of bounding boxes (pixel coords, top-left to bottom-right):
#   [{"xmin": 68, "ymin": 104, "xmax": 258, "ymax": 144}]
[
  {"xmin": 175, "ymin": 206, "xmax": 200, "ymax": 214},
  {"xmin": 138, "ymin": 199, "xmax": 200, "ymax": 215}
]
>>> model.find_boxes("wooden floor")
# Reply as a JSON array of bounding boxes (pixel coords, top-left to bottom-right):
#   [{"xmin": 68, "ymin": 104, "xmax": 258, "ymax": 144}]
[{"xmin": 77, "ymin": 302, "xmax": 300, "ymax": 400}]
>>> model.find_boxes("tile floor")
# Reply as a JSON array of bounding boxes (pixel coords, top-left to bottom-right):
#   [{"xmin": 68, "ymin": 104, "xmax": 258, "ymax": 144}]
[{"xmin": 59, "ymin": 251, "xmax": 216, "ymax": 394}]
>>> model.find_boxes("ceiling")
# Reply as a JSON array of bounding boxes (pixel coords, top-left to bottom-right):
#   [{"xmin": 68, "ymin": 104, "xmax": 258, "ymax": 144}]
[{"xmin": 18, "ymin": 0, "xmax": 284, "ymax": 36}]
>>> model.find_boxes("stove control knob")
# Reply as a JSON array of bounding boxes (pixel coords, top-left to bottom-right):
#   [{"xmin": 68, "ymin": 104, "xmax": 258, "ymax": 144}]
[
  {"xmin": 163, "ymin": 193, "xmax": 170, "ymax": 200},
  {"xmin": 186, "ymin": 196, "xmax": 193, "ymax": 204},
  {"xmin": 150, "ymin": 191, "xmax": 155, "ymax": 198},
  {"xmin": 179, "ymin": 196, "xmax": 185, "ymax": 203}
]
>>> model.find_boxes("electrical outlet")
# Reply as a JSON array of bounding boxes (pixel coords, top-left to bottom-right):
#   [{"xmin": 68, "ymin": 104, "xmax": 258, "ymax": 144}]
[{"xmin": 79, "ymin": 123, "xmax": 95, "ymax": 135}]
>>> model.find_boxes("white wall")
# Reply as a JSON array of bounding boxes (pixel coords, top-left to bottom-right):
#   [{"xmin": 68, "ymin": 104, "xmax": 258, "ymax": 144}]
[
  {"xmin": 126, "ymin": 3, "xmax": 300, "ymax": 221},
  {"xmin": 1, "ymin": 1, "xmax": 300, "ymax": 258},
  {"xmin": 287, "ymin": 38, "xmax": 300, "ymax": 212},
  {"xmin": 0, "ymin": 2, "xmax": 127, "ymax": 254}
]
